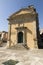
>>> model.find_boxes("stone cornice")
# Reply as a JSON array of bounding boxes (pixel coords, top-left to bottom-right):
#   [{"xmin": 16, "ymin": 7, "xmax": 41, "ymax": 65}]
[
  {"xmin": 7, "ymin": 6, "xmax": 37, "ymax": 21},
  {"xmin": 7, "ymin": 13, "xmax": 37, "ymax": 21}
]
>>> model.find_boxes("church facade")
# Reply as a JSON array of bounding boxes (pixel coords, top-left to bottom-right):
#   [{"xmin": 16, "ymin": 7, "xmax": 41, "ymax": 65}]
[{"xmin": 7, "ymin": 5, "xmax": 40, "ymax": 49}]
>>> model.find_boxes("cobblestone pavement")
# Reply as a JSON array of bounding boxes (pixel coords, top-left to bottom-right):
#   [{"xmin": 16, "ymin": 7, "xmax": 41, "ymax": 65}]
[{"xmin": 0, "ymin": 47, "xmax": 43, "ymax": 65}]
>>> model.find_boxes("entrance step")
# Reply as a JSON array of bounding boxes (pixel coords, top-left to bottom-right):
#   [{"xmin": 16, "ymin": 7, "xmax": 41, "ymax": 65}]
[{"xmin": 10, "ymin": 44, "xmax": 29, "ymax": 50}]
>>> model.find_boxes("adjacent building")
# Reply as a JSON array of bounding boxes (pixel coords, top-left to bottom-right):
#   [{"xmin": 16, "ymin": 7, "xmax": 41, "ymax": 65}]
[
  {"xmin": 0, "ymin": 31, "xmax": 8, "ymax": 46},
  {"xmin": 1, "ymin": 31, "xmax": 8, "ymax": 42}
]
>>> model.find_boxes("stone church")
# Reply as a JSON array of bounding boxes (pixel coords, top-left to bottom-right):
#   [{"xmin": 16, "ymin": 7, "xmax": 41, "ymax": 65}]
[{"xmin": 7, "ymin": 5, "xmax": 40, "ymax": 49}]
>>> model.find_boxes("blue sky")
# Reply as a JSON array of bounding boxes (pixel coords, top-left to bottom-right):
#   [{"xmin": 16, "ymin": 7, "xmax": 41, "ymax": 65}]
[{"xmin": 0, "ymin": 0, "xmax": 43, "ymax": 31}]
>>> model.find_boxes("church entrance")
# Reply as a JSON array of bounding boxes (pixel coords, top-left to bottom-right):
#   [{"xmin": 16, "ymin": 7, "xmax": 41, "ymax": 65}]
[{"xmin": 17, "ymin": 32, "xmax": 23, "ymax": 43}]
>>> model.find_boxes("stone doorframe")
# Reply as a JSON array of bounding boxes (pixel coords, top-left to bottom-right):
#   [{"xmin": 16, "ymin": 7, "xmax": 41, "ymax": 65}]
[
  {"xmin": 17, "ymin": 30, "xmax": 25, "ymax": 44},
  {"xmin": 16, "ymin": 27, "xmax": 27, "ymax": 45},
  {"xmin": 17, "ymin": 31, "xmax": 23, "ymax": 43}
]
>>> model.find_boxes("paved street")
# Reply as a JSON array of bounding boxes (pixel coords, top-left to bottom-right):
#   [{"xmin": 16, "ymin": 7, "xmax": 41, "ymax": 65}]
[{"xmin": 0, "ymin": 47, "xmax": 43, "ymax": 65}]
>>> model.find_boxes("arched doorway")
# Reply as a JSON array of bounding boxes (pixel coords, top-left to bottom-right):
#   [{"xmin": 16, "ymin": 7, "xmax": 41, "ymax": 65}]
[{"xmin": 17, "ymin": 32, "xmax": 23, "ymax": 43}]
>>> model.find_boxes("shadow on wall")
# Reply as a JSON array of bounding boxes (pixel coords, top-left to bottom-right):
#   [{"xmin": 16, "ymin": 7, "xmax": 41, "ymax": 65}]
[{"xmin": 38, "ymin": 33, "xmax": 43, "ymax": 49}]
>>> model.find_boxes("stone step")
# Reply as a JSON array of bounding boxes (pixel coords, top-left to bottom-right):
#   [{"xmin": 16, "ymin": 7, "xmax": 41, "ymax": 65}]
[{"xmin": 10, "ymin": 44, "xmax": 29, "ymax": 50}]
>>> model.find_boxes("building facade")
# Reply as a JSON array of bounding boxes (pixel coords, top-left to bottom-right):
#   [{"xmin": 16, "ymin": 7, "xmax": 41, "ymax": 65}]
[{"xmin": 7, "ymin": 5, "xmax": 40, "ymax": 49}]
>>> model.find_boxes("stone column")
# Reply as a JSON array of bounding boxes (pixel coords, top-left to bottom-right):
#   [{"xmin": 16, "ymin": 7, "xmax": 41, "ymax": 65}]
[
  {"xmin": 33, "ymin": 21, "xmax": 38, "ymax": 48},
  {"xmin": 23, "ymin": 31, "xmax": 24, "ymax": 44},
  {"xmin": 7, "ymin": 23, "xmax": 11, "ymax": 48},
  {"xmin": 22, "ymin": 29, "xmax": 27, "ymax": 49},
  {"xmin": 23, "ymin": 30, "xmax": 26, "ymax": 45}
]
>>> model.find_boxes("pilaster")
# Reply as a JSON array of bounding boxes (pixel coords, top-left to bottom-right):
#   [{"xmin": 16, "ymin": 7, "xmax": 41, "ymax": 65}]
[{"xmin": 7, "ymin": 23, "xmax": 11, "ymax": 48}]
